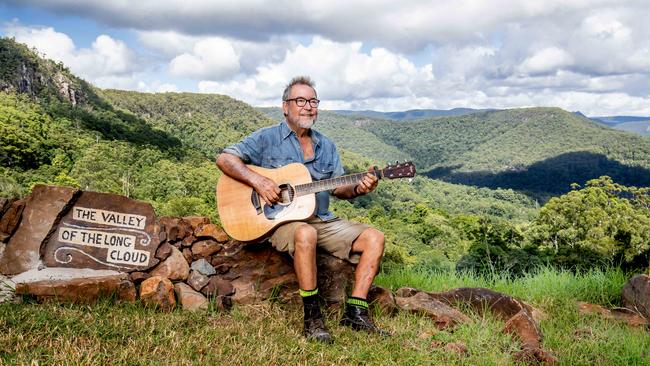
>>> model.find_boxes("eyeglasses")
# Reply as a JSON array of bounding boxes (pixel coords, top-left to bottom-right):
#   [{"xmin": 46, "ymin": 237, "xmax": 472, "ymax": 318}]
[{"xmin": 285, "ymin": 97, "xmax": 320, "ymax": 108}]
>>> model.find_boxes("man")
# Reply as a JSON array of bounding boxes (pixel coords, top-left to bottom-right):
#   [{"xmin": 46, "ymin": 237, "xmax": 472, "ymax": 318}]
[{"xmin": 216, "ymin": 76, "xmax": 388, "ymax": 343}]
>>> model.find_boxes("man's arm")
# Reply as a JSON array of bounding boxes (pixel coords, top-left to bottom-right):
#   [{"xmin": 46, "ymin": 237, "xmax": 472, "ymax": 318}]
[{"xmin": 216, "ymin": 153, "xmax": 281, "ymax": 205}]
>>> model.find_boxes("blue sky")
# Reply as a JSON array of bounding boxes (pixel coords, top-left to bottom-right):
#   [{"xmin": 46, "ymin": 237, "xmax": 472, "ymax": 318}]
[{"xmin": 2, "ymin": 0, "xmax": 650, "ymax": 116}]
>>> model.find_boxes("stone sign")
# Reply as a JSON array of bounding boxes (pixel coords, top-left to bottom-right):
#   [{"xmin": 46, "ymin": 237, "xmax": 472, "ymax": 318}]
[{"xmin": 41, "ymin": 191, "xmax": 161, "ymax": 272}]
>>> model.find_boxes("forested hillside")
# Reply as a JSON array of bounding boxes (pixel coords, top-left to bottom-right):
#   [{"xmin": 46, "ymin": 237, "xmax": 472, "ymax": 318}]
[
  {"xmin": 2, "ymin": 37, "xmax": 649, "ymax": 272},
  {"xmin": 262, "ymin": 107, "xmax": 650, "ymax": 199}
]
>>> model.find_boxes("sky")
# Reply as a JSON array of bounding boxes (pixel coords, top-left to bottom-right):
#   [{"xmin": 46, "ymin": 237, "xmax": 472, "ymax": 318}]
[{"xmin": 1, "ymin": 0, "xmax": 650, "ymax": 116}]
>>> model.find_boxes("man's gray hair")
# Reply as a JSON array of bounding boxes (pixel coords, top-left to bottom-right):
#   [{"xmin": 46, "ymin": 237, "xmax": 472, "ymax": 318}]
[{"xmin": 282, "ymin": 76, "xmax": 317, "ymax": 101}]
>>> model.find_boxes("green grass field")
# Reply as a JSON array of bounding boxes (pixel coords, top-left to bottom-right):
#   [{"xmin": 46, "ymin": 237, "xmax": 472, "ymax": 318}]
[{"xmin": 1, "ymin": 268, "xmax": 648, "ymax": 365}]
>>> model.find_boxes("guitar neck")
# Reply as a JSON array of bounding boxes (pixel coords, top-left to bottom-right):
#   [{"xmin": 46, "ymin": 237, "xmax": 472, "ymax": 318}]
[{"xmin": 295, "ymin": 171, "xmax": 380, "ymax": 196}]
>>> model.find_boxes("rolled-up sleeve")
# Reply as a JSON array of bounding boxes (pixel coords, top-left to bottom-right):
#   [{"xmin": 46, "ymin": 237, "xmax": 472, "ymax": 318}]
[{"xmin": 222, "ymin": 129, "xmax": 265, "ymax": 165}]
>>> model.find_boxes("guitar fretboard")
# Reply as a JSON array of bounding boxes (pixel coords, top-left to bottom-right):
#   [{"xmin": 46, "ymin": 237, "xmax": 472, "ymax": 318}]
[{"xmin": 295, "ymin": 172, "xmax": 377, "ymax": 196}]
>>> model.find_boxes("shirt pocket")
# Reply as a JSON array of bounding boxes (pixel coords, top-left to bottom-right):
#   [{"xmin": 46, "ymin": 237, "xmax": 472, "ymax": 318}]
[
  {"xmin": 263, "ymin": 156, "xmax": 293, "ymax": 168},
  {"xmin": 312, "ymin": 160, "xmax": 335, "ymax": 180}
]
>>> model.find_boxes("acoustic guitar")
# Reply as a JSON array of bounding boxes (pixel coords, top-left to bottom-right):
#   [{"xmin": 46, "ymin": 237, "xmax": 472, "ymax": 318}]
[{"xmin": 216, "ymin": 161, "xmax": 416, "ymax": 242}]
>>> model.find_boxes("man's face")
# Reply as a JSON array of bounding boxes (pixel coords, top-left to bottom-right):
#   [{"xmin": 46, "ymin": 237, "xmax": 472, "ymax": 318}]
[{"xmin": 283, "ymin": 83, "xmax": 318, "ymax": 130}]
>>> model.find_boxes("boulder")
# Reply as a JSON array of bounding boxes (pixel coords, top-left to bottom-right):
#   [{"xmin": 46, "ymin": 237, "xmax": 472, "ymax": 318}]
[
  {"xmin": 181, "ymin": 235, "xmax": 197, "ymax": 248},
  {"xmin": 316, "ymin": 251, "xmax": 355, "ymax": 306},
  {"xmin": 139, "ymin": 276, "xmax": 175, "ymax": 311},
  {"xmin": 182, "ymin": 216, "xmax": 210, "ymax": 230},
  {"xmin": 149, "ymin": 246, "xmax": 189, "ymax": 281},
  {"xmin": 129, "ymin": 271, "xmax": 151, "ymax": 285},
  {"xmin": 0, "ymin": 274, "xmax": 17, "ymax": 304},
  {"xmin": 621, "ymin": 274, "xmax": 650, "ymax": 319},
  {"xmin": 202, "ymin": 276, "xmax": 235, "ymax": 297},
  {"xmin": 191, "ymin": 239, "xmax": 221, "ymax": 258},
  {"xmin": 577, "ymin": 301, "xmax": 649, "ymax": 327},
  {"xmin": 502, "ymin": 310, "xmax": 542, "ymax": 349},
  {"xmin": 187, "ymin": 270, "xmax": 210, "ymax": 292},
  {"xmin": 154, "ymin": 243, "xmax": 173, "ymax": 261},
  {"xmin": 174, "ymin": 282, "xmax": 208, "ymax": 311},
  {"xmin": 194, "ymin": 223, "xmax": 229, "ymax": 243},
  {"xmin": 40, "ymin": 189, "xmax": 162, "ymax": 272},
  {"xmin": 395, "ymin": 291, "xmax": 470, "ymax": 329},
  {"xmin": 190, "ymin": 258, "xmax": 216, "ymax": 276},
  {"xmin": 159, "ymin": 217, "xmax": 193, "ymax": 243},
  {"xmin": 0, "ymin": 185, "xmax": 79, "ymax": 275},
  {"xmin": 15, "ymin": 273, "xmax": 136, "ymax": 303},
  {"xmin": 0, "ymin": 198, "xmax": 25, "ymax": 239},
  {"xmin": 368, "ymin": 285, "xmax": 398, "ymax": 316}
]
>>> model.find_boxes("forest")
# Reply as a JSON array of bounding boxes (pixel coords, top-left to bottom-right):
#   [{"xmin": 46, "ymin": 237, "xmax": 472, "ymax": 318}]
[{"xmin": 1, "ymin": 37, "xmax": 649, "ymax": 274}]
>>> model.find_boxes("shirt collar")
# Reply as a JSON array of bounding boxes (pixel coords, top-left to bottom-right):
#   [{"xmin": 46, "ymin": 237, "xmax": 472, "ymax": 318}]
[{"xmin": 280, "ymin": 120, "xmax": 321, "ymax": 147}]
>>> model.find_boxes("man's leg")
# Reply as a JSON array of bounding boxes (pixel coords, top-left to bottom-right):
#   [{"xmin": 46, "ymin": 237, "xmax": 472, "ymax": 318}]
[
  {"xmin": 340, "ymin": 227, "xmax": 390, "ymax": 336},
  {"xmin": 293, "ymin": 223, "xmax": 332, "ymax": 343}
]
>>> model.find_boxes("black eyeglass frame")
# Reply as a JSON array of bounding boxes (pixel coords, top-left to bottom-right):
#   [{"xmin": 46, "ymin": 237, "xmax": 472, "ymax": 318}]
[{"xmin": 284, "ymin": 97, "xmax": 320, "ymax": 108}]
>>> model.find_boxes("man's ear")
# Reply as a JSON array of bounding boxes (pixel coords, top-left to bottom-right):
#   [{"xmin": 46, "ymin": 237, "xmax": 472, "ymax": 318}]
[{"xmin": 282, "ymin": 102, "xmax": 289, "ymax": 116}]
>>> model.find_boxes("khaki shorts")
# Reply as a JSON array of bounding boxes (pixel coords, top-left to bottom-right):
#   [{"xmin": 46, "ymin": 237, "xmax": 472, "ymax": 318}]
[{"xmin": 269, "ymin": 217, "xmax": 370, "ymax": 264}]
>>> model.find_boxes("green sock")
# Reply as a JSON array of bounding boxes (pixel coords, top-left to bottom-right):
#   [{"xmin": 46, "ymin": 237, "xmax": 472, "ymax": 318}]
[
  {"xmin": 300, "ymin": 288, "xmax": 319, "ymax": 306},
  {"xmin": 346, "ymin": 296, "xmax": 369, "ymax": 309}
]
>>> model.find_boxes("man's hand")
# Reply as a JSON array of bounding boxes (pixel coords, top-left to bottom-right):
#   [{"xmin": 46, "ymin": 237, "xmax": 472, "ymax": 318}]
[
  {"xmin": 253, "ymin": 175, "xmax": 281, "ymax": 205},
  {"xmin": 355, "ymin": 170, "xmax": 378, "ymax": 195}
]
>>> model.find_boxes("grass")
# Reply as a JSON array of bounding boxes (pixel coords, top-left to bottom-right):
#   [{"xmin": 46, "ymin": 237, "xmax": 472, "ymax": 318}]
[{"xmin": 0, "ymin": 268, "xmax": 648, "ymax": 365}]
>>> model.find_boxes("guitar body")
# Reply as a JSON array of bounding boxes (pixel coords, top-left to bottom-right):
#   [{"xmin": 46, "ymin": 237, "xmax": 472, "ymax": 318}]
[{"xmin": 216, "ymin": 163, "xmax": 316, "ymax": 242}]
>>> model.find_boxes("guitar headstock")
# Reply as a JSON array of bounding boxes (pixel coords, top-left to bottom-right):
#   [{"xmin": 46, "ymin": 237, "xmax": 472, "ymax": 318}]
[{"xmin": 381, "ymin": 161, "xmax": 416, "ymax": 179}]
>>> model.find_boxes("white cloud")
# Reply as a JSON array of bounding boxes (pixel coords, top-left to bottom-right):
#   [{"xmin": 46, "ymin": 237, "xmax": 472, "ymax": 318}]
[
  {"xmin": 519, "ymin": 47, "xmax": 574, "ymax": 75},
  {"xmin": 198, "ymin": 37, "xmax": 434, "ymax": 105},
  {"xmin": 4, "ymin": 24, "xmax": 139, "ymax": 81},
  {"xmin": 169, "ymin": 37, "xmax": 240, "ymax": 80}
]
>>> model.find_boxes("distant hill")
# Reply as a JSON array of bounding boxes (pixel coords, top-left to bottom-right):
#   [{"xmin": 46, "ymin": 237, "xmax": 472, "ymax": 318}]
[
  {"xmin": 590, "ymin": 115, "xmax": 650, "ymax": 137},
  {"xmin": 332, "ymin": 108, "xmax": 496, "ymax": 121},
  {"xmin": 356, "ymin": 108, "xmax": 650, "ymax": 198}
]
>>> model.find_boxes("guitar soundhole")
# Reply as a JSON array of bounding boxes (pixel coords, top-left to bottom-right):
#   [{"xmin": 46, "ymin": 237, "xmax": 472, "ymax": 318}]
[
  {"xmin": 262, "ymin": 184, "xmax": 296, "ymax": 220},
  {"xmin": 278, "ymin": 183, "xmax": 295, "ymax": 205}
]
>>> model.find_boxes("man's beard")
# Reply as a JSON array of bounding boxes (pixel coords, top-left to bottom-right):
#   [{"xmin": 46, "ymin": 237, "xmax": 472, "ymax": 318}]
[{"xmin": 298, "ymin": 117, "xmax": 316, "ymax": 129}]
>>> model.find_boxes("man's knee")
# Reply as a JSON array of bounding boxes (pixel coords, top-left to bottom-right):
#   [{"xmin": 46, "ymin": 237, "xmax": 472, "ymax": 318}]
[
  {"xmin": 294, "ymin": 223, "xmax": 317, "ymax": 251},
  {"xmin": 359, "ymin": 228, "xmax": 385, "ymax": 256}
]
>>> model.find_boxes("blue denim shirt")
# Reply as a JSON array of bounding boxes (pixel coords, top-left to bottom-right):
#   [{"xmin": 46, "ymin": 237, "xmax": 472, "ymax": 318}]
[{"xmin": 222, "ymin": 121, "xmax": 345, "ymax": 221}]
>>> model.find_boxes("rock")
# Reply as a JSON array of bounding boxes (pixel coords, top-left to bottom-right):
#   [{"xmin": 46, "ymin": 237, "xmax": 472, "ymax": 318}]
[
  {"xmin": 0, "ymin": 197, "xmax": 10, "ymax": 216},
  {"xmin": 194, "ymin": 223, "xmax": 229, "ymax": 243},
  {"xmin": 368, "ymin": 285, "xmax": 398, "ymax": 316},
  {"xmin": 316, "ymin": 251, "xmax": 355, "ymax": 306},
  {"xmin": 514, "ymin": 347, "xmax": 558, "ymax": 365},
  {"xmin": 577, "ymin": 301, "xmax": 649, "ymax": 327},
  {"xmin": 41, "ymin": 189, "xmax": 162, "ymax": 272},
  {"xmin": 0, "ymin": 185, "xmax": 79, "ymax": 275},
  {"xmin": 149, "ymin": 246, "xmax": 189, "ymax": 281},
  {"xmin": 190, "ymin": 258, "xmax": 216, "ymax": 276},
  {"xmin": 395, "ymin": 287, "xmax": 419, "ymax": 297},
  {"xmin": 15, "ymin": 273, "xmax": 136, "ymax": 303},
  {"xmin": 182, "ymin": 216, "xmax": 210, "ymax": 230},
  {"xmin": 182, "ymin": 248, "xmax": 193, "ymax": 264},
  {"xmin": 154, "ymin": 243, "xmax": 173, "ymax": 261},
  {"xmin": 191, "ymin": 239, "xmax": 222, "ymax": 258},
  {"xmin": 0, "ymin": 198, "xmax": 25, "ymax": 238},
  {"xmin": 158, "ymin": 217, "xmax": 193, "ymax": 242},
  {"xmin": 181, "ymin": 235, "xmax": 197, "ymax": 248},
  {"xmin": 214, "ymin": 294, "xmax": 233, "ymax": 312},
  {"xmin": 621, "ymin": 274, "xmax": 650, "ymax": 319},
  {"xmin": 174, "ymin": 282, "xmax": 208, "ymax": 311},
  {"xmin": 444, "ymin": 342, "xmax": 468, "ymax": 356},
  {"xmin": 0, "ymin": 274, "xmax": 17, "ymax": 304},
  {"xmin": 502, "ymin": 310, "xmax": 543, "ymax": 349},
  {"xmin": 140, "ymin": 276, "xmax": 175, "ymax": 311},
  {"xmin": 395, "ymin": 291, "xmax": 470, "ymax": 329},
  {"xmin": 129, "ymin": 271, "xmax": 151, "ymax": 285},
  {"xmin": 202, "ymin": 276, "xmax": 235, "ymax": 297},
  {"xmin": 187, "ymin": 270, "xmax": 210, "ymax": 291},
  {"xmin": 427, "ymin": 287, "xmax": 538, "ymax": 321}
]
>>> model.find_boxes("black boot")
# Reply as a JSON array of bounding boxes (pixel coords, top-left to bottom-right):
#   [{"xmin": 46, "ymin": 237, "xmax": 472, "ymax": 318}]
[
  {"xmin": 340, "ymin": 303, "xmax": 391, "ymax": 337},
  {"xmin": 303, "ymin": 302, "xmax": 333, "ymax": 344}
]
